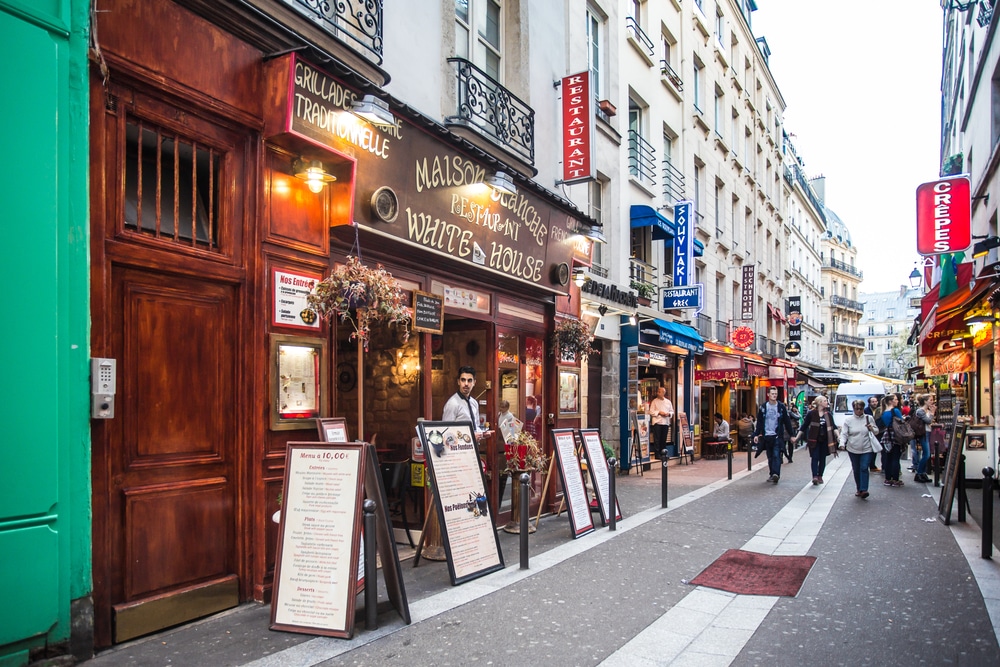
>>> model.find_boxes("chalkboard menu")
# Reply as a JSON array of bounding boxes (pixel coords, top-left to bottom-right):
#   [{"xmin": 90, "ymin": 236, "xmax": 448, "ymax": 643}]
[
  {"xmin": 938, "ymin": 418, "xmax": 967, "ymax": 525},
  {"xmin": 678, "ymin": 412, "xmax": 694, "ymax": 454},
  {"xmin": 412, "ymin": 290, "xmax": 444, "ymax": 334}
]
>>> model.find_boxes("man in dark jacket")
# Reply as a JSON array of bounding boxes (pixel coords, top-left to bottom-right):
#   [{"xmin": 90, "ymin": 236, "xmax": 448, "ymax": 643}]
[{"xmin": 754, "ymin": 386, "xmax": 795, "ymax": 484}]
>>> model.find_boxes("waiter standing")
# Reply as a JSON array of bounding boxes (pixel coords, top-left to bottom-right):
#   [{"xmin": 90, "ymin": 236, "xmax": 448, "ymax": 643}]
[{"xmin": 442, "ymin": 366, "xmax": 494, "ymax": 442}]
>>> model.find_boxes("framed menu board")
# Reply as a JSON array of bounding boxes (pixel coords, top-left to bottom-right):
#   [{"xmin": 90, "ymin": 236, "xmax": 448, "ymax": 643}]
[
  {"xmin": 271, "ymin": 443, "xmax": 365, "ymax": 638},
  {"xmin": 417, "ymin": 421, "xmax": 504, "ymax": 585},
  {"xmin": 579, "ymin": 428, "xmax": 622, "ymax": 527},
  {"xmin": 317, "ymin": 417, "xmax": 349, "ymax": 443},
  {"xmin": 678, "ymin": 412, "xmax": 694, "ymax": 456},
  {"xmin": 412, "ymin": 290, "xmax": 444, "ymax": 334},
  {"xmin": 938, "ymin": 417, "xmax": 968, "ymax": 526},
  {"xmin": 550, "ymin": 428, "xmax": 595, "ymax": 539}
]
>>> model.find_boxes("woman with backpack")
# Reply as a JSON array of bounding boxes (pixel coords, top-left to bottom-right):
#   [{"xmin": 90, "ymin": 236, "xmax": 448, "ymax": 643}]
[
  {"xmin": 879, "ymin": 394, "xmax": 905, "ymax": 487},
  {"xmin": 912, "ymin": 394, "xmax": 935, "ymax": 483}
]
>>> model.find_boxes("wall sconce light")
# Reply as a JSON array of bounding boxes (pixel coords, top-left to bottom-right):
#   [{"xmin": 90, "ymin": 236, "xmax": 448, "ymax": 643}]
[
  {"xmin": 964, "ymin": 306, "xmax": 993, "ymax": 325},
  {"xmin": 580, "ymin": 223, "xmax": 606, "ymax": 243},
  {"xmin": 628, "ymin": 313, "xmax": 637, "ymax": 326},
  {"xmin": 597, "ymin": 304, "xmax": 609, "ymax": 316},
  {"xmin": 293, "ymin": 159, "xmax": 336, "ymax": 193},
  {"xmin": 486, "ymin": 170, "xmax": 517, "ymax": 196},
  {"xmin": 972, "ymin": 236, "xmax": 1000, "ymax": 259},
  {"xmin": 351, "ymin": 94, "xmax": 395, "ymax": 126},
  {"xmin": 573, "ymin": 268, "xmax": 589, "ymax": 287}
]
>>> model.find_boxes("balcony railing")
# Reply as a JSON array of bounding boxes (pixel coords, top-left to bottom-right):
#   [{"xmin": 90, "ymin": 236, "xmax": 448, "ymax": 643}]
[
  {"xmin": 628, "ymin": 130, "xmax": 656, "ymax": 187},
  {"xmin": 446, "ymin": 58, "xmax": 535, "ymax": 165},
  {"xmin": 827, "ymin": 258, "xmax": 863, "ymax": 279},
  {"xmin": 716, "ymin": 320, "xmax": 730, "ymax": 343},
  {"xmin": 662, "ymin": 159, "xmax": 685, "ymax": 203},
  {"xmin": 831, "ymin": 332, "xmax": 865, "ymax": 347},
  {"xmin": 696, "ymin": 313, "xmax": 713, "ymax": 341},
  {"xmin": 626, "ymin": 16, "xmax": 655, "ymax": 57},
  {"xmin": 660, "ymin": 60, "xmax": 683, "ymax": 91},
  {"xmin": 830, "ymin": 294, "xmax": 865, "ymax": 313},
  {"xmin": 280, "ymin": 0, "xmax": 383, "ymax": 64}
]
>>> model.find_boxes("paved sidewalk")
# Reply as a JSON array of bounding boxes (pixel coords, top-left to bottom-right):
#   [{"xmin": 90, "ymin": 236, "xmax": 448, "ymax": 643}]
[{"xmin": 80, "ymin": 451, "xmax": 1000, "ymax": 666}]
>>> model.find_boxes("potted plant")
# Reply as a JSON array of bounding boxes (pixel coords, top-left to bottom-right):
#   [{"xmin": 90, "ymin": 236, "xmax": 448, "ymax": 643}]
[
  {"xmin": 630, "ymin": 280, "xmax": 655, "ymax": 306},
  {"xmin": 503, "ymin": 430, "xmax": 548, "ymax": 475},
  {"xmin": 550, "ymin": 317, "xmax": 594, "ymax": 359},
  {"xmin": 307, "ymin": 255, "xmax": 412, "ymax": 351}
]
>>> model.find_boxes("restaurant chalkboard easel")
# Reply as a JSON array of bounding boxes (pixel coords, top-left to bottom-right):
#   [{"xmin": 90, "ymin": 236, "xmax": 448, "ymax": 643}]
[
  {"xmin": 938, "ymin": 417, "xmax": 968, "ymax": 526},
  {"xmin": 270, "ymin": 442, "xmax": 410, "ymax": 639}
]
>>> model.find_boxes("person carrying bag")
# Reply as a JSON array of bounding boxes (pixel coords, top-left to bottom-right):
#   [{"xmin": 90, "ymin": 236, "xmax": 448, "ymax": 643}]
[
  {"xmin": 879, "ymin": 394, "xmax": 905, "ymax": 487},
  {"xmin": 840, "ymin": 399, "xmax": 880, "ymax": 499}
]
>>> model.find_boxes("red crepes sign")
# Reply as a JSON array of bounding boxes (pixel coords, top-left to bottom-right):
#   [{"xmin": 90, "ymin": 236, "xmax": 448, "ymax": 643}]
[
  {"xmin": 561, "ymin": 72, "xmax": 595, "ymax": 185},
  {"xmin": 915, "ymin": 175, "xmax": 971, "ymax": 255}
]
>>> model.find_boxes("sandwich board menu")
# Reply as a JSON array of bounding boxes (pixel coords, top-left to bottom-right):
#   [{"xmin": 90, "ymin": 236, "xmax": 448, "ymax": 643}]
[
  {"xmin": 418, "ymin": 421, "xmax": 505, "ymax": 585},
  {"xmin": 550, "ymin": 428, "xmax": 595, "ymax": 538},
  {"xmin": 579, "ymin": 428, "xmax": 622, "ymax": 526}
]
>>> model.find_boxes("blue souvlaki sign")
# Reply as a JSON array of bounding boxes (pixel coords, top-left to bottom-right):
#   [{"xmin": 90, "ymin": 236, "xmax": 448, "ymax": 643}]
[
  {"xmin": 673, "ymin": 201, "xmax": 694, "ymax": 287},
  {"xmin": 662, "ymin": 284, "xmax": 703, "ymax": 310}
]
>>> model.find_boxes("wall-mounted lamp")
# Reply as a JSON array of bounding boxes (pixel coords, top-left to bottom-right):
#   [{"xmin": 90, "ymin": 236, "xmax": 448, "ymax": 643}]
[
  {"xmin": 351, "ymin": 94, "xmax": 395, "ymax": 126},
  {"xmin": 972, "ymin": 236, "xmax": 1000, "ymax": 259},
  {"xmin": 580, "ymin": 223, "xmax": 606, "ymax": 243},
  {"xmin": 964, "ymin": 306, "xmax": 994, "ymax": 325},
  {"xmin": 908, "ymin": 266, "xmax": 922, "ymax": 289},
  {"xmin": 628, "ymin": 313, "xmax": 637, "ymax": 326},
  {"xmin": 573, "ymin": 268, "xmax": 589, "ymax": 287},
  {"xmin": 293, "ymin": 159, "xmax": 336, "ymax": 193},
  {"xmin": 486, "ymin": 170, "xmax": 517, "ymax": 196},
  {"xmin": 598, "ymin": 304, "xmax": 609, "ymax": 316}
]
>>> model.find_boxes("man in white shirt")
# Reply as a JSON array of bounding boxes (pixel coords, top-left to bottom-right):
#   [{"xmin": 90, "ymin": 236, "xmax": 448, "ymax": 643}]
[
  {"xmin": 649, "ymin": 385, "xmax": 674, "ymax": 458},
  {"xmin": 442, "ymin": 366, "xmax": 494, "ymax": 442}
]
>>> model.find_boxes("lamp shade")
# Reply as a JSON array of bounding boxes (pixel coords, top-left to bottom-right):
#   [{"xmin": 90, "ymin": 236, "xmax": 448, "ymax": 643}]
[
  {"xmin": 351, "ymin": 94, "xmax": 395, "ymax": 126},
  {"xmin": 293, "ymin": 159, "xmax": 336, "ymax": 193},
  {"xmin": 486, "ymin": 171, "xmax": 517, "ymax": 196}
]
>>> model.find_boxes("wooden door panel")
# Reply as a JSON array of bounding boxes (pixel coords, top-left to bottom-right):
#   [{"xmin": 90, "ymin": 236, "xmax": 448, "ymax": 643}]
[
  {"xmin": 124, "ymin": 478, "xmax": 231, "ymax": 598},
  {"xmin": 124, "ymin": 281, "xmax": 232, "ymax": 463}
]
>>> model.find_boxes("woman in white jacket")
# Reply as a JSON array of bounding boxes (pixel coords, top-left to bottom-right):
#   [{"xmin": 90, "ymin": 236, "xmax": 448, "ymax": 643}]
[{"xmin": 839, "ymin": 399, "xmax": 880, "ymax": 499}]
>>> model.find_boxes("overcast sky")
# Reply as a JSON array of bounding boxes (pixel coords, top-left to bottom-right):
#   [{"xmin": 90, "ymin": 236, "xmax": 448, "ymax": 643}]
[{"xmin": 751, "ymin": 0, "xmax": 943, "ymax": 294}]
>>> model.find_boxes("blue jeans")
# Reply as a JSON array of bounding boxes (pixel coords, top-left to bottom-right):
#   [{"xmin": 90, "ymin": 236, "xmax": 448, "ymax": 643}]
[
  {"xmin": 915, "ymin": 435, "xmax": 930, "ymax": 475},
  {"xmin": 763, "ymin": 435, "xmax": 783, "ymax": 478},
  {"xmin": 809, "ymin": 443, "xmax": 828, "ymax": 479},
  {"xmin": 883, "ymin": 444, "xmax": 902, "ymax": 481},
  {"xmin": 849, "ymin": 451, "xmax": 875, "ymax": 492}
]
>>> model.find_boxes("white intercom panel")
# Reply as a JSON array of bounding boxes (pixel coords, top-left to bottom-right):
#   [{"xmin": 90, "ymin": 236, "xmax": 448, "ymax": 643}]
[{"xmin": 91, "ymin": 358, "xmax": 117, "ymax": 419}]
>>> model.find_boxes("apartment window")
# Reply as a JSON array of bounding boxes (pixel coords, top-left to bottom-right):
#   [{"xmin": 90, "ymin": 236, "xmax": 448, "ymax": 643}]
[
  {"xmin": 716, "ymin": 275, "xmax": 724, "ymax": 322},
  {"xmin": 868, "ymin": 326, "xmax": 875, "ymax": 336},
  {"xmin": 627, "ymin": 0, "xmax": 640, "ymax": 20},
  {"xmin": 714, "ymin": 88, "xmax": 724, "ymax": 136},
  {"xmin": 887, "ymin": 325, "xmax": 894, "ymax": 336},
  {"xmin": 886, "ymin": 340, "xmax": 892, "ymax": 351},
  {"xmin": 743, "ymin": 127, "xmax": 750, "ymax": 166},
  {"xmin": 693, "ymin": 61, "xmax": 704, "ymax": 112},
  {"xmin": 628, "ymin": 100, "xmax": 655, "ymax": 184},
  {"xmin": 731, "ymin": 196, "xmax": 738, "ymax": 246},
  {"xmin": 715, "ymin": 11, "xmax": 725, "ymax": 47},
  {"xmin": 589, "ymin": 178, "xmax": 604, "ymax": 270},
  {"xmin": 867, "ymin": 341, "xmax": 874, "ymax": 351},
  {"xmin": 731, "ymin": 110, "xmax": 738, "ymax": 156},
  {"xmin": 586, "ymin": 7, "xmax": 603, "ymax": 99},
  {"xmin": 694, "ymin": 162, "xmax": 703, "ymax": 219},
  {"xmin": 886, "ymin": 308, "xmax": 894, "ymax": 319},
  {"xmin": 714, "ymin": 183, "xmax": 722, "ymax": 236},
  {"xmin": 456, "ymin": 0, "xmax": 502, "ymax": 80}
]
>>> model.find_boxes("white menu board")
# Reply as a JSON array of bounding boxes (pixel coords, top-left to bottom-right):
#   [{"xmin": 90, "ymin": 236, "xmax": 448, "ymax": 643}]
[
  {"xmin": 273, "ymin": 269, "xmax": 321, "ymax": 330},
  {"xmin": 419, "ymin": 422, "xmax": 504, "ymax": 584},
  {"xmin": 550, "ymin": 429, "xmax": 595, "ymax": 539},
  {"xmin": 579, "ymin": 428, "xmax": 622, "ymax": 526},
  {"xmin": 271, "ymin": 443, "xmax": 364, "ymax": 638}
]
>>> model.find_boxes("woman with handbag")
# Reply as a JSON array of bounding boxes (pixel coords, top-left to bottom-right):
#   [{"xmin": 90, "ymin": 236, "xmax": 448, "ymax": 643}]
[
  {"xmin": 879, "ymin": 394, "xmax": 905, "ymax": 487},
  {"xmin": 796, "ymin": 394, "xmax": 838, "ymax": 485},
  {"xmin": 839, "ymin": 399, "xmax": 881, "ymax": 499},
  {"xmin": 912, "ymin": 394, "xmax": 935, "ymax": 483}
]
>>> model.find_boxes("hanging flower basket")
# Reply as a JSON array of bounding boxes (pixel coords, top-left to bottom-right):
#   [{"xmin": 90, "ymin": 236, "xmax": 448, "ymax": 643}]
[
  {"xmin": 307, "ymin": 255, "xmax": 412, "ymax": 351},
  {"xmin": 550, "ymin": 317, "xmax": 594, "ymax": 359},
  {"xmin": 503, "ymin": 430, "xmax": 548, "ymax": 474}
]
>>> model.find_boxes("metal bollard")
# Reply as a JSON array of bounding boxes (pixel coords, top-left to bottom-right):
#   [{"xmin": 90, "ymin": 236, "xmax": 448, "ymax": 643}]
[
  {"xmin": 661, "ymin": 448, "xmax": 669, "ymax": 509},
  {"xmin": 747, "ymin": 439, "xmax": 753, "ymax": 472},
  {"xmin": 608, "ymin": 458, "xmax": 618, "ymax": 531},
  {"xmin": 983, "ymin": 467, "xmax": 995, "ymax": 560},
  {"xmin": 519, "ymin": 473, "xmax": 530, "ymax": 569},
  {"xmin": 727, "ymin": 440, "xmax": 733, "ymax": 480},
  {"xmin": 363, "ymin": 499, "xmax": 377, "ymax": 630}
]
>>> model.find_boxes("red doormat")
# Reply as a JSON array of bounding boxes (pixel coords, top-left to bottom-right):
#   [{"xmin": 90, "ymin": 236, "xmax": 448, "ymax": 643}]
[{"xmin": 689, "ymin": 549, "xmax": 817, "ymax": 597}]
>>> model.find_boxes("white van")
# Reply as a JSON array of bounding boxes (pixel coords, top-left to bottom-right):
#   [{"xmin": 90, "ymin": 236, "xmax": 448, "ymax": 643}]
[{"xmin": 831, "ymin": 382, "xmax": 886, "ymax": 428}]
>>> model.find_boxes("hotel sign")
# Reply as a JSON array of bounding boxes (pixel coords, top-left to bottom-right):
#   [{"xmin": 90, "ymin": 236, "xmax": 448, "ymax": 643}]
[{"xmin": 560, "ymin": 72, "xmax": 595, "ymax": 184}]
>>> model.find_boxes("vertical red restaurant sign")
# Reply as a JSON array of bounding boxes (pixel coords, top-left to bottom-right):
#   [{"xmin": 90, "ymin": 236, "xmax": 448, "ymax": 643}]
[
  {"xmin": 561, "ymin": 72, "xmax": 595, "ymax": 184},
  {"xmin": 915, "ymin": 175, "xmax": 971, "ymax": 255}
]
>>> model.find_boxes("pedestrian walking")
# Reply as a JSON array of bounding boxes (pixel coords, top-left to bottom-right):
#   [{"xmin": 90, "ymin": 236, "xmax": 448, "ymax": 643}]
[
  {"xmin": 839, "ymin": 399, "xmax": 880, "ymax": 499},
  {"xmin": 912, "ymin": 394, "xmax": 935, "ymax": 483},
  {"xmin": 864, "ymin": 395, "xmax": 883, "ymax": 473},
  {"xmin": 753, "ymin": 386, "xmax": 795, "ymax": 484},
  {"xmin": 797, "ymin": 394, "xmax": 838, "ymax": 485},
  {"xmin": 785, "ymin": 401, "xmax": 801, "ymax": 463},
  {"xmin": 879, "ymin": 394, "xmax": 905, "ymax": 487}
]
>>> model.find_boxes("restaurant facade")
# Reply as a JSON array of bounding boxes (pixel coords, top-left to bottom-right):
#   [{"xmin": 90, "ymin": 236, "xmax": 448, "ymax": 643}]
[{"xmin": 85, "ymin": 0, "xmax": 596, "ymax": 650}]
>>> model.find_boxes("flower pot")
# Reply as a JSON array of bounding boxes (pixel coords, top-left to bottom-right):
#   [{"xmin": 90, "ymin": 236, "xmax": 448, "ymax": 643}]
[{"xmin": 637, "ymin": 296, "xmax": 652, "ymax": 307}]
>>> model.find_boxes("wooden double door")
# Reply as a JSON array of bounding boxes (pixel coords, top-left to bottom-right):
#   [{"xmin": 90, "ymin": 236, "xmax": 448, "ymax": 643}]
[{"xmin": 91, "ymin": 82, "xmax": 249, "ymax": 646}]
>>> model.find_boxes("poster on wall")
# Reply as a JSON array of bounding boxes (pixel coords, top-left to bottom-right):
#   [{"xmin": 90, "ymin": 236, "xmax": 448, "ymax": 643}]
[
  {"xmin": 579, "ymin": 428, "xmax": 622, "ymax": 526},
  {"xmin": 550, "ymin": 429, "xmax": 595, "ymax": 538},
  {"xmin": 272, "ymin": 268, "xmax": 322, "ymax": 331},
  {"xmin": 417, "ymin": 421, "xmax": 505, "ymax": 585}
]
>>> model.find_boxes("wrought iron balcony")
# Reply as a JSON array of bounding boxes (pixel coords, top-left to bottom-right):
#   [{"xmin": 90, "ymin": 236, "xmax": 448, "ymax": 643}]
[
  {"xmin": 660, "ymin": 60, "xmax": 683, "ymax": 91},
  {"xmin": 831, "ymin": 332, "xmax": 865, "ymax": 348},
  {"xmin": 446, "ymin": 58, "xmax": 535, "ymax": 165},
  {"xmin": 628, "ymin": 130, "xmax": 656, "ymax": 187},
  {"xmin": 696, "ymin": 313, "xmax": 713, "ymax": 340},
  {"xmin": 826, "ymin": 257, "xmax": 863, "ymax": 278},
  {"xmin": 830, "ymin": 294, "xmax": 865, "ymax": 313},
  {"xmin": 716, "ymin": 320, "xmax": 730, "ymax": 343},
  {"xmin": 662, "ymin": 159, "xmax": 685, "ymax": 203},
  {"xmin": 280, "ymin": 0, "xmax": 383, "ymax": 64},
  {"xmin": 626, "ymin": 16, "xmax": 655, "ymax": 58}
]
